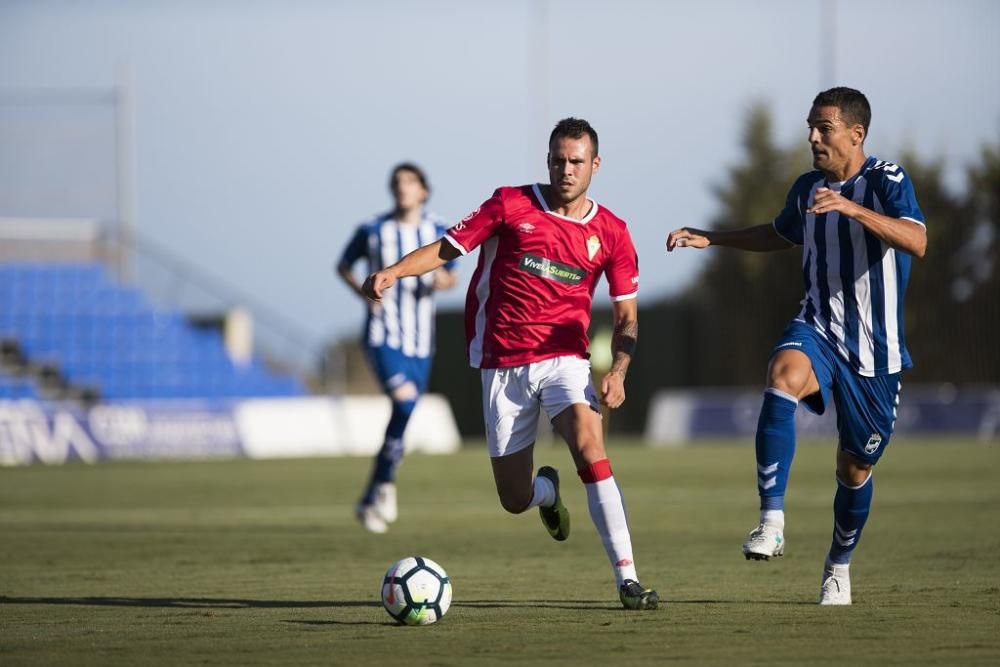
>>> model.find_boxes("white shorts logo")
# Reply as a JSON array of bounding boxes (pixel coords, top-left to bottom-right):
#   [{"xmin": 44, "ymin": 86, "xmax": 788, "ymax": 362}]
[{"xmin": 864, "ymin": 432, "xmax": 883, "ymax": 454}]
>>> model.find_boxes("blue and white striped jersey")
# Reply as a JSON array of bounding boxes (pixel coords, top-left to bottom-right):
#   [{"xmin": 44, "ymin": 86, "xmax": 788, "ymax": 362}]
[
  {"xmin": 773, "ymin": 156, "xmax": 925, "ymax": 377},
  {"xmin": 339, "ymin": 211, "xmax": 455, "ymax": 358}
]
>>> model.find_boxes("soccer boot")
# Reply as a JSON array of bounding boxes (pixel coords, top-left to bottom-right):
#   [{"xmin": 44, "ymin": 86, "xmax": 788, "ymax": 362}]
[
  {"xmin": 373, "ymin": 482, "xmax": 398, "ymax": 523},
  {"xmin": 819, "ymin": 562, "xmax": 852, "ymax": 605},
  {"xmin": 536, "ymin": 466, "xmax": 570, "ymax": 541},
  {"xmin": 742, "ymin": 523, "xmax": 785, "ymax": 560},
  {"xmin": 354, "ymin": 503, "xmax": 388, "ymax": 534},
  {"xmin": 619, "ymin": 579, "xmax": 660, "ymax": 610}
]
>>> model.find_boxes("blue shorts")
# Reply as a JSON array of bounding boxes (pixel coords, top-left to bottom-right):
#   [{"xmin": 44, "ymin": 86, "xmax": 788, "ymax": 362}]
[
  {"xmin": 365, "ymin": 345, "xmax": 432, "ymax": 396},
  {"xmin": 771, "ymin": 320, "xmax": 902, "ymax": 465}
]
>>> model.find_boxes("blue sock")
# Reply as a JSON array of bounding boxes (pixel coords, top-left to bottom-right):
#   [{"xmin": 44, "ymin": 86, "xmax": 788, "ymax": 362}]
[
  {"xmin": 755, "ymin": 389, "xmax": 798, "ymax": 512},
  {"xmin": 828, "ymin": 473, "xmax": 873, "ymax": 565},
  {"xmin": 361, "ymin": 399, "xmax": 417, "ymax": 505}
]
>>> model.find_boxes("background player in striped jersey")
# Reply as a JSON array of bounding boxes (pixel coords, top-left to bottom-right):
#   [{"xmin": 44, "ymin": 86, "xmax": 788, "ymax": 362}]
[
  {"xmin": 337, "ymin": 162, "xmax": 457, "ymax": 533},
  {"xmin": 667, "ymin": 88, "xmax": 927, "ymax": 605},
  {"xmin": 362, "ymin": 118, "xmax": 658, "ymax": 610}
]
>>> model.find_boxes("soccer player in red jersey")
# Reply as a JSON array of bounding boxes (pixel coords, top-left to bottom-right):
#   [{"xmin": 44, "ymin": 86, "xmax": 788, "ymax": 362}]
[{"xmin": 363, "ymin": 118, "xmax": 658, "ymax": 610}]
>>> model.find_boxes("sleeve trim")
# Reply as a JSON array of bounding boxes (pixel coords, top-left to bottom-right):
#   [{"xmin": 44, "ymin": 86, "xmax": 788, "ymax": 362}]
[
  {"xmin": 901, "ymin": 216, "xmax": 926, "ymax": 227},
  {"xmin": 772, "ymin": 219, "xmax": 801, "ymax": 245},
  {"xmin": 610, "ymin": 291, "xmax": 638, "ymax": 302},
  {"xmin": 443, "ymin": 233, "xmax": 470, "ymax": 256}
]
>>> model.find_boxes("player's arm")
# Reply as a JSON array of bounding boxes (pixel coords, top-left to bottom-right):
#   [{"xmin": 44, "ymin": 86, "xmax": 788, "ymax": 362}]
[
  {"xmin": 601, "ymin": 298, "xmax": 637, "ymax": 409},
  {"xmin": 336, "ymin": 261, "xmax": 368, "ymax": 299},
  {"xmin": 362, "ymin": 239, "xmax": 461, "ymax": 302},
  {"xmin": 666, "ymin": 224, "xmax": 793, "ymax": 252},
  {"xmin": 807, "ymin": 187, "xmax": 927, "ymax": 257}
]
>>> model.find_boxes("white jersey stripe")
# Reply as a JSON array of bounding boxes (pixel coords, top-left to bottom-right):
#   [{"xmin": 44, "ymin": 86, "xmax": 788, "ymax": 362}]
[
  {"xmin": 848, "ymin": 178, "xmax": 875, "ymax": 371},
  {"xmin": 469, "ymin": 237, "xmax": 499, "ymax": 368},
  {"xmin": 824, "ymin": 205, "xmax": 846, "ymax": 353},
  {"xmin": 416, "ymin": 222, "xmax": 437, "ymax": 357},
  {"xmin": 873, "ymin": 195, "xmax": 902, "ymax": 374},
  {"xmin": 398, "ymin": 224, "xmax": 420, "ymax": 356},
  {"xmin": 379, "ymin": 223, "xmax": 402, "ymax": 350}
]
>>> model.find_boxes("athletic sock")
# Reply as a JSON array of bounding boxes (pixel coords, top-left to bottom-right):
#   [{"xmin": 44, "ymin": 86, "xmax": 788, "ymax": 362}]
[
  {"xmin": 755, "ymin": 388, "xmax": 798, "ymax": 515},
  {"xmin": 578, "ymin": 459, "xmax": 638, "ymax": 587},
  {"xmin": 828, "ymin": 472, "xmax": 873, "ymax": 565},
  {"xmin": 760, "ymin": 509, "xmax": 785, "ymax": 530},
  {"xmin": 526, "ymin": 474, "xmax": 556, "ymax": 510},
  {"xmin": 361, "ymin": 398, "xmax": 416, "ymax": 505}
]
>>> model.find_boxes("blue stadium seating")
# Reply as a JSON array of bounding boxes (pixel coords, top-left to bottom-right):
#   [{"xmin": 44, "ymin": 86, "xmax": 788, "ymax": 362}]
[
  {"xmin": 0, "ymin": 368, "xmax": 43, "ymax": 400},
  {"xmin": 0, "ymin": 261, "xmax": 306, "ymax": 400}
]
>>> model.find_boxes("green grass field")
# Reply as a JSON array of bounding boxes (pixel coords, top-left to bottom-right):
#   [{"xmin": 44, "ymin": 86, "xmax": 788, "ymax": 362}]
[{"xmin": 2, "ymin": 439, "xmax": 998, "ymax": 665}]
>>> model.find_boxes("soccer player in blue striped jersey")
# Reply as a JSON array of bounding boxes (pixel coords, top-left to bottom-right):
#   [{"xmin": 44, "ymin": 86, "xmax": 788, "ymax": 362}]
[
  {"xmin": 667, "ymin": 88, "xmax": 927, "ymax": 605},
  {"xmin": 337, "ymin": 162, "xmax": 458, "ymax": 533}
]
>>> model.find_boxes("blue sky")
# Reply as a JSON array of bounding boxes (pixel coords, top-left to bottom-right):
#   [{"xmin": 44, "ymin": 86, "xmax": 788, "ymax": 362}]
[{"xmin": 2, "ymin": 0, "xmax": 998, "ymax": 361}]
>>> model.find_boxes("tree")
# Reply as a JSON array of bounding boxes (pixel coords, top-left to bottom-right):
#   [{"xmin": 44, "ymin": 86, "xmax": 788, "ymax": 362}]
[{"xmin": 676, "ymin": 103, "xmax": 810, "ymax": 385}]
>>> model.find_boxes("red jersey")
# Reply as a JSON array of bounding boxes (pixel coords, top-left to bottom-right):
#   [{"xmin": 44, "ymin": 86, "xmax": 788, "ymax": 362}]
[{"xmin": 443, "ymin": 184, "xmax": 639, "ymax": 369}]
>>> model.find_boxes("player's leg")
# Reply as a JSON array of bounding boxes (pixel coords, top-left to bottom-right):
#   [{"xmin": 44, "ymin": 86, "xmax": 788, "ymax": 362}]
[
  {"xmin": 744, "ymin": 323, "xmax": 834, "ymax": 561},
  {"xmin": 357, "ymin": 351, "xmax": 424, "ymax": 530},
  {"xmin": 546, "ymin": 359, "xmax": 657, "ymax": 609},
  {"xmin": 742, "ymin": 349, "xmax": 818, "ymax": 558},
  {"xmin": 482, "ymin": 366, "xmax": 558, "ymax": 516},
  {"xmin": 820, "ymin": 373, "xmax": 901, "ymax": 605}
]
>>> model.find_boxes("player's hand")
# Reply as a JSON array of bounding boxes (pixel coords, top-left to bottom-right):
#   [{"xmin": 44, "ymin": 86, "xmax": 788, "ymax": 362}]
[
  {"xmin": 666, "ymin": 227, "xmax": 711, "ymax": 251},
  {"xmin": 600, "ymin": 370, "xmax": 626, "ymax": 409},
  {"xmin": 362, "ymin": 270, "xmax": 397, "ymax": 302},
  {"xmin": 807, "ymin": 187, "xmax": 859, "ymax": 216}
]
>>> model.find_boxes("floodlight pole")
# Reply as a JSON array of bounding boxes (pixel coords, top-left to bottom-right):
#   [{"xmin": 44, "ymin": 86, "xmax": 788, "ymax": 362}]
[
  {"xmin": 820, "ymin": 0, "xmax": 837, "ymax": 87},
  {"xmin": 115, "ymin": 63, "xmax": 135, "ymax": 282},
  {"xmin": 532, "ymin": 0, "xmax": 550, "ymax": 165}
]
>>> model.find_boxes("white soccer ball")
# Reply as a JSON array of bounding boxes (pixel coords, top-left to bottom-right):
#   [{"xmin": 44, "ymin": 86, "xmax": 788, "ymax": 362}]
[{"xmin": 381, "ymin": 556, "xmax": 452, "ymax": 626}]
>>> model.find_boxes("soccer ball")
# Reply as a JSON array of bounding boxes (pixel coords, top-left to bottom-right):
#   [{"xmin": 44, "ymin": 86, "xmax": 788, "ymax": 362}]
[{"xmin": 381, "ymin": 556, "xmax": 452, "ymax": 625}]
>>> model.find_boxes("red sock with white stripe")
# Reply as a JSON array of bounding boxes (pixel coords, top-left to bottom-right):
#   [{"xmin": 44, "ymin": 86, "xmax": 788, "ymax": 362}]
[{"xmin": 578, "ymin": 459, "xmax": 638, "ymax": 586}]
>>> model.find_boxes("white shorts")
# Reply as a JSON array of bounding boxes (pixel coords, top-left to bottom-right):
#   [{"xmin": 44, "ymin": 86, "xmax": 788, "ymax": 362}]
[{"xmin": 481, "ymin": 355, "xmax": 600, "ymax": 458}]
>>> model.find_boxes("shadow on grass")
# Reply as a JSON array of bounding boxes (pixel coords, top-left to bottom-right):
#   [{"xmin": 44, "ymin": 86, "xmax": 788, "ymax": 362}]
[
  {"xmin": 456, "ymin": 598, "xmax": 816, "ymax": 608},
  {"xmin": 0, "ymin": 595, "xmax": 817, "ymax": 611},
  {"xmin": 456, "ymin": 599, "xmax": 619, "ymax": 611},
  {"xmin": 0, "ymin": 596, "xmax": 378, "ymax": 609},
  {"xmin": 282, "ymin": 619, "xmax": 394, "ymax": 627}
]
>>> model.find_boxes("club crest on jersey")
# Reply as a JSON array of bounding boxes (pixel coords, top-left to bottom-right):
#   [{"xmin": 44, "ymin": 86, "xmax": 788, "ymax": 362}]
[
  {"xmin": 586, "ymin": 235, "xmax": 601, "ymax": 261},
  {"xmin": 864, "ymin": 432, "xmax": 883, "ymax": 454}
]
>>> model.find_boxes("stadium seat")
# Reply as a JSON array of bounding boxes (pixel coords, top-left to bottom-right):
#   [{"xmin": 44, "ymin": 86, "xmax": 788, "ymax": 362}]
[{"xmin": 0, "ymin": 261, "xmax": 306, "ymax": 400}]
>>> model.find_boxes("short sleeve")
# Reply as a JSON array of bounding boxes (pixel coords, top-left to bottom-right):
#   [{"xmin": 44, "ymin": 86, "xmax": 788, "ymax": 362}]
[
  {"xmin": 338, "ymin": 226, "xmax": 368, "ymax": 267},
  {"xmin": 772, "ymin": 183, "xmax": 805, "ymax": 245},
  {"xmin": 606, "ymin": 228, "xmax": 639, "ymax": 301},
  {"xmin": 444, "ymin": 190, "xmax": 506, "ymax": 255},
  {"xmin": 433, "ymin": 222, "xmax": 459, "ymax": 271},
  {"xmin": 874, "ymin": 166, "xmax": 925, "ymax": 225}
]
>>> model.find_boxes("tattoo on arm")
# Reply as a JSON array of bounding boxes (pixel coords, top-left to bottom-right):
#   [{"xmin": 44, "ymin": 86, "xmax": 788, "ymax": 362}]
[{"xmin": 609, "ymin": 320, "xmax": 638, "ymax": 377}]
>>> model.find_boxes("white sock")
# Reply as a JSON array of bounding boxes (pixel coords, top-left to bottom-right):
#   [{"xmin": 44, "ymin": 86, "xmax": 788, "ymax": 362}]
[
  {"xmin": 761, "ymin": 509, "xmax": 785, "ymax": 529},
  {"xmin": 825, "ymin": 558, "xmax": 850, "ymax": 574},
  {"xmin": 526, "ymin": 474, "xmax": 555, "ymax": 509},
  {"xmin": 584, "ymin": 476, "xmax": 638, "ymax": 586}
]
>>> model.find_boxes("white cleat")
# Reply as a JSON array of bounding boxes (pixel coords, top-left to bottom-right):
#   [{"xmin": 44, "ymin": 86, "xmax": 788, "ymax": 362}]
[
  {"xmin": 355, "ymin": 504, "xmax": 388, "ymax": 534},
  {"xmin": 373, "ymin": 482, "xmax": 398, "ymax": 523},
  {"xmin": 819, "ymin": 562, "xmax": 852, "ymax": 605},
  {"xmin": 742, "ymin": 523, "xmax": 785, "ymax": 560}
]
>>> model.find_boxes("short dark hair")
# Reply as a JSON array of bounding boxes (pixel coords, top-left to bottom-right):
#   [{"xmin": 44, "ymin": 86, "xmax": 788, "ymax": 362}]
[
  {"xmin": 812, "ymin": 87, "xmax": 871, "ymax": 136},
  {"xmin": 389, "ymin": 162, "xmax": 430, "ymax": 194},
  {"xmin": 549, "ymin": 117, "xmax": 599, "ymax": 157}
]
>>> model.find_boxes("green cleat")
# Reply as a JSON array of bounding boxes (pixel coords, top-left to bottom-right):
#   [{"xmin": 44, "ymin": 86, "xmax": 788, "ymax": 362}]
[
  {"xmin": 619, "ymin": 579, "xmax": 659, "ymax": 610},
  {"xmin": 536, "ymin": 466, "xmax": 570, "ymax": 541}
]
